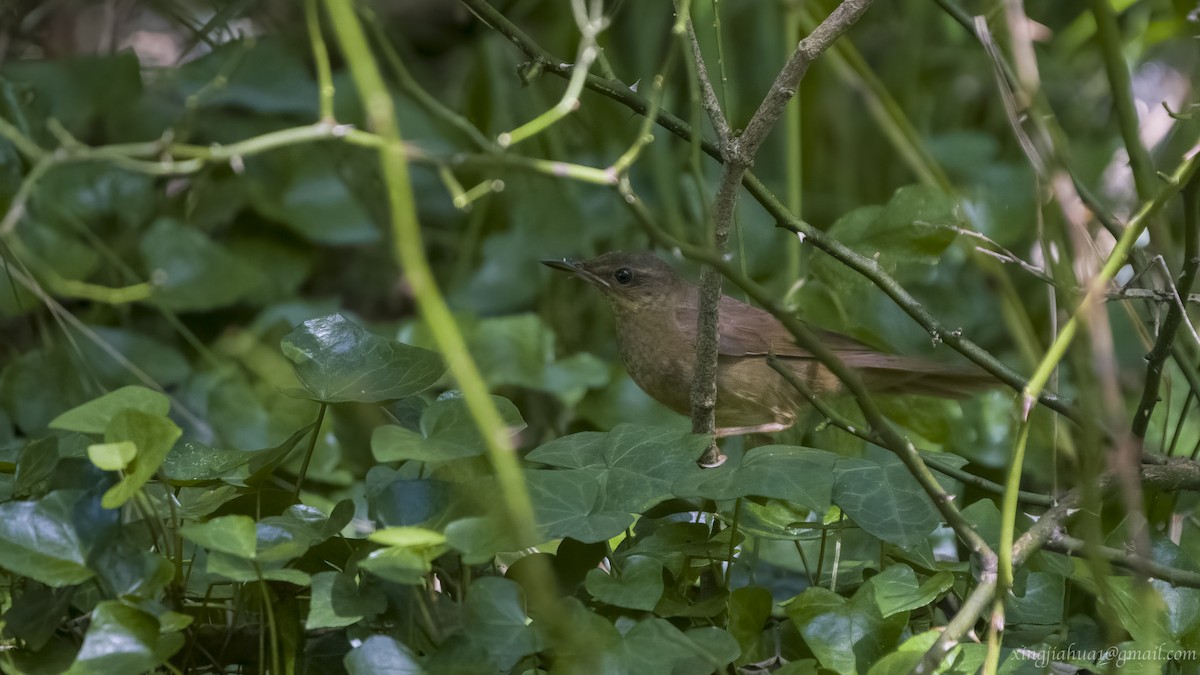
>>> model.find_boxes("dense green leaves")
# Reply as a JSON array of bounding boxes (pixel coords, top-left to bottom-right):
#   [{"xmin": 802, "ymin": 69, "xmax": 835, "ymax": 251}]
[
  {"xmin": 0, "ymin": 1, "xmax": 1190, "ymax": 671},
  {"xmin": 281, "ymin": 313, "xmax": 445, "ymax": 403}
]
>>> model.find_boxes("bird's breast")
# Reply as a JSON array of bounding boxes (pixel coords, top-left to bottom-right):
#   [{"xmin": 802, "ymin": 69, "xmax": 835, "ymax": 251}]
[{"xmin": 613, "ymin": 309, "xmax": 695, "ymax": 414}]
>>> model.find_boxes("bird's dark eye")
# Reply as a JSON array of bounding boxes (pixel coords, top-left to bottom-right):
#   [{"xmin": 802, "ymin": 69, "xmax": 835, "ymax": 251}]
[{"xmin": 613, "ymin": 268, "xmax": 633, "ymax": 284}]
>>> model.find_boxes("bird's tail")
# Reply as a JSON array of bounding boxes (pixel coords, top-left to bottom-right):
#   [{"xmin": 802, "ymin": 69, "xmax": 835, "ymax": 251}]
[{"xmin": 858, "ymin": 357, "xmax": 999, "ymax": 400}]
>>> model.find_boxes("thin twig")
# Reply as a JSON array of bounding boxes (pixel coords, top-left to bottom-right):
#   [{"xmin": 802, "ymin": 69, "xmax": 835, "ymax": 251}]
[
  {"xmin": 1045, "ymin": 533, "xmax": 1200, "ymax": 588},
  {"xmin": 1133, "ymin": 172, "xmax": 1200, "ymax": 436},
  {"xmin": 685, "ymin": 18, "xmax": 732, "ymax": 146}
]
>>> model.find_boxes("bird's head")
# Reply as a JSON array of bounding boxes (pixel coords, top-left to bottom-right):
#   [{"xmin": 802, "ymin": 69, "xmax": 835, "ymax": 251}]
[{"xmin": 541, "ymin": 251, "xmax": 687, "ymax": 314}]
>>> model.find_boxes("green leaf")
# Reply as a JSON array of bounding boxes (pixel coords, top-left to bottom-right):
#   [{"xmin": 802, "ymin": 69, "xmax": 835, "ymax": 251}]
[
  {"xmin": 365, "ymin": 468, "xmax": 450, "ymax": 527},
  {"xmin": 139, "ymin": 217, "xmax": 266, "ymax": 311},
  {"xmin": 445, "ymin": 515, "xmax": 522, "ymax": 564},
  {"xmin": 181, "ymin": 515, "xmax": 258, "ymax": 559},
  {"xmin": 523, "ymin": 426, "xmax": 706, "ymax": 542},
  {"xmin": 87, "ymin": 441, "xmax": 137, "ymax": 471},
  {"xmin": 174, "ymin": 38, "xmax": 317, "ymax": 116},
  {"xmin": 100, "ymin": 409, "xmax": 183, "ymax": 509},
  {"xmin": 182, "ymin": 504, "xmax": 351, "ymax": 564},
  {"xmin": 241, "ymin": 422, "xmax": 318, "ymax": 486},
  {"xmin": 204, "ymin": 551, "xmax": 312, "ymax": 585},
  {"xmin": 462, "ymin": 578, "xmax": 543, "ymax": 671},
  {"xmin": 15, "ymin": 436, "xmax": 62, "ymax": 497},
  {"xmin": 832, "ymin": 455, "xmax": 941, "ymax": 548},
  {"xmin": 34, "ymin": 164, "xmax": 155, "ymax": 232},
  {"xmin": 281, "ymin": 313, "xmax": 445, "ymax": 403},
  {"xmin": 3, "ymin": 52, "xmax": 142, "ymax": 136},
  {"xmin": 866, "ymin": 629, "xmax": 985, "ymax": 675},
  {"xmin": 728, "ymin": 586, "xmax": 774, "ymax": 664},
  {"xmin": 73, "ymin": 326, "xmax": 190, "ymax": 390},
  {"xmin": 785, "ymin": 586, "xmax": 907, "ymax": 673},
  {"xmin": 529, "ymin": 424, "xmax": 707, "ymax": 521},
  {"xmin": 1006, "ymin": 571, "xmax": 1064, "ymax": 626},
  {"xmin": 525, "ymin": 469, "xmax": 639, "ymax": 544},
  {"xmin": 0, "ymin": 491, "xmax": 93, "ymax": 587},
  {"xmin": 368, "ymin": 527, "xmax": 447, "ymax": 549},
  {"xmin": 2, "ymin": 584, "xmax": 74, "ymax": 651},
  {"xmin": 358, "ymin": 546, "xmax": 440, "ymax": 585},
  {"xmin": 160, "ymin": 441, "xmax": 255, "ymax": 482},
  {"xmin": 0, "ymin": 345, "xmax": 92, "ymax": 433},
  {"xmin": 254, "ymin": 502, "xmax": 354, "ymax": 562},
  {"xmin": 467, "ymin": 314, "xmax": 609, "ymax": 406},
  {"xmin": 602, "ymin": 618, "xmax": 739, "ymax": 674},
  {"xmin": 371, "ymin": 395, "xmax": 525, "ymax": 462},
  {"xmin": 672, "ymin": 445, "xmax": 836, "ymax": 511},
  {"xmin": 869, "ymin": 564, "xmax": 954, "ymax": 618},
  {"xmin": 49, "ymin": 386, "xmax": 170, "ymax": 435},
  {"xmin": 306, "ymin": 571, "xmax": 386, "ymax": 630},
  {"xmin": 585, "ymin": 555, "xmax": 664, "ymax": 611},
  {"xmin": 63, "ymin": 601, "xmax": 161, "ymax": 675},
  {"xmin": 820, "ymin": 185, "xmax": 960, "ymax": 270},
  {"xmin": 248, "ymin": 148, "xmax": 379, "ymax": 245},
  {"xmin": 344, "ymin": 635, "xmax": 426, "ymax": 675}
]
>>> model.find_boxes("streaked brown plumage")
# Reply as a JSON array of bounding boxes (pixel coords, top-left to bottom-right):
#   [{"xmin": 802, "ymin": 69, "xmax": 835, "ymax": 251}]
[{"xmin": 543, "ymin": 251, "xmax": 991, "ymax": 437}]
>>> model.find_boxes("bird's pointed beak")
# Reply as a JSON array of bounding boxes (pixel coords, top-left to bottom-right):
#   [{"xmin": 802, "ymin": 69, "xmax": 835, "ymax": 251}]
[{"xmin": 541, "ymin": 258, "xmax": 610, "ymax": 288}]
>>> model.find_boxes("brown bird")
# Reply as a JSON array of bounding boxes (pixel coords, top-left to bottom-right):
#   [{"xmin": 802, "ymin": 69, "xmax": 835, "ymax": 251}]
[{"xmin": 543, "ymin": 251, "xmax": 991, "ymax": 442}]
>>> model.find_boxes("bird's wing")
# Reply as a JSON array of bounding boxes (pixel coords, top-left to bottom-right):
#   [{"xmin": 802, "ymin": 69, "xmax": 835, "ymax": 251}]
[{"xmin": 675, "ymin": 294, "xmax": 924, "ymax": 369}]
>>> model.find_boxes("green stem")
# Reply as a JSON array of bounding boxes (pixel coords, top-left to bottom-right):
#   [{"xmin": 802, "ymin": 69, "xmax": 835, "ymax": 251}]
[
  {"xmin": 497, "ymin": 5, "xmax": 602, "ymax": 148},
  {"xmin": 1089, "ymin": 0, "xmax": 1155, "ymax": 201},
  {"xmin": 305, "ymin": 0, "xmax": 336, "ymax": 122},
  {"xmin": 254, "ymin": 564, "xmax": 281, "ymax": 675},
  {"xmin": 998, "ymin": 420, "xmax": 1031, "ymax": 591},
  {"xmin": 724, "ymin": 497, "xmax": 741, "ymax": 589},
  {"xmin": 321, "ymin": 0, "xmax": 540, "ymax": 548},
  {"xmin": 293, "ymin": 402, "xmax": 327, "ymax": 502}
]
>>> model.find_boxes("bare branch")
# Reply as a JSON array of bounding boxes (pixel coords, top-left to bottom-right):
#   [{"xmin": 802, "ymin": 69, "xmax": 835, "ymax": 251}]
[{"xmin": 685, "ymin": 19, "xmax": 732, "ymax": 147}]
